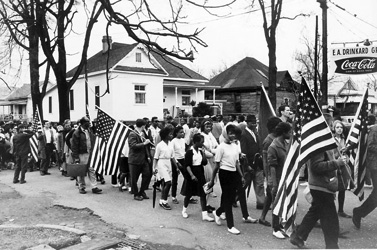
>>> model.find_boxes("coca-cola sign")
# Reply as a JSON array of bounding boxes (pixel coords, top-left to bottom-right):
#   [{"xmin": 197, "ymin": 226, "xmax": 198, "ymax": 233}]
[
  {"xmin": 334, "ymin": 57, "xmax": 377, "ymax": 74},
  {"xmin": 331, "ymin": 45, "xmax": 377, "ymax": 75}
]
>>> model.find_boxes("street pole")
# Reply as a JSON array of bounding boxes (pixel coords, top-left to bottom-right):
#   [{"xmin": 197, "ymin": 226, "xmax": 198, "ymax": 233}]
[
  {"xmin": 317, "ymin": 0, "xmax": 328, "ymax": 111},
  {"xmin": 314, "ymin": 15, "xmax": 318, "ymax": 101}
]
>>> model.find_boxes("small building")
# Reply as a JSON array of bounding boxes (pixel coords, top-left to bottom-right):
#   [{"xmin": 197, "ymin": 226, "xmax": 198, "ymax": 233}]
[
  {"xmin": 328, "ymin": 78, "xmax": 377, "ymax": 116},
  {"xmin": 204, "ymin": 57, "xmax": 297, "ymax": 116},
  {"xmin": 42, "ymin": 37, "xmax": 215, "ymax": 122}
]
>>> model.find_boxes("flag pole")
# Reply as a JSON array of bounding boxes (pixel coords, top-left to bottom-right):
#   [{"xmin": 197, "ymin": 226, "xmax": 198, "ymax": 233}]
[
  {"xmin": 345, "ymin": 88, "xmax": 368, "ymax": 144},
  {"xmin": 260, "ymin": 82, "xmax": 276, "ymax": 116}
]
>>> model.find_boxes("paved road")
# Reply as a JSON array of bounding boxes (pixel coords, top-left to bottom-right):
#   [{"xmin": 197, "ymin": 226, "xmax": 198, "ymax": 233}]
[{"xmin": 1, "ymin": 167, "xmax": 376, "ymax": 249}]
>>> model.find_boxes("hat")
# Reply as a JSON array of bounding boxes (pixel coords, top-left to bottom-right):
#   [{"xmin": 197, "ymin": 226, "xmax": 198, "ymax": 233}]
[{"xmin": 246, "ymin": 114, "xmax": 257, "ymax": 123}]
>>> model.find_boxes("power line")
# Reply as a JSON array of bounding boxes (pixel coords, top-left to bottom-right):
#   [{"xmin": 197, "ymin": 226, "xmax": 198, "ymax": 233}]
[{"xmin": 328, "ymin": 0, "xmax": 377, "ymax": 30}]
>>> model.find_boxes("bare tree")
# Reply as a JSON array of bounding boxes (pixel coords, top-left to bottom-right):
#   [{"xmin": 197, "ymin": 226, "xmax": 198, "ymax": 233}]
[
  {"xmin": 257, "ymin": 0, "xmax": 308, "ymax": 109},
  {"xmin": 0, "ymin": 0, "xmax": 50, "ymax": 119}
]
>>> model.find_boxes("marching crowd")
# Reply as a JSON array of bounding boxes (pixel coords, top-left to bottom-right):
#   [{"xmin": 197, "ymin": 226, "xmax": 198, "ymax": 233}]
[{"xmin": 1, "ymin": 105, "xmax": 377, "ymax": 249}]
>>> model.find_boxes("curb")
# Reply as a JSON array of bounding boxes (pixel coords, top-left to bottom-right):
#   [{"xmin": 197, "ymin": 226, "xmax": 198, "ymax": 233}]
[{"xmin": 0, "ymin": 224, "xmax": 86, "ymax": 235}]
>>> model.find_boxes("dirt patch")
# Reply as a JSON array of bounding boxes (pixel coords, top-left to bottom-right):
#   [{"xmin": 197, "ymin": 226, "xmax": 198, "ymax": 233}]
[
  {"xmin": 0, "ymin": 183, "xmax": 127, "ymax": 249},
  {"xmin": 0, "ymin": 227, "xmax": 81, "ymax": 250}
]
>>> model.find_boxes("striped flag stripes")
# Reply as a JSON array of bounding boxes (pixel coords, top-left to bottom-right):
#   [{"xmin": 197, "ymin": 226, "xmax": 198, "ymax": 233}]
[
  {"xmin": 345, "ymin": 89, "xmax": 369, "ymax": 201},
  {"xmin": 89, "ymin": 108, "xmax": 130, "ymax": 175},
  {"xmin": 272, "ymin": 77, "xmax": 338, "ymax": 231},
  {"xmin": 29, "ymin": 107, "xmax": 42, "ymax": 162}
]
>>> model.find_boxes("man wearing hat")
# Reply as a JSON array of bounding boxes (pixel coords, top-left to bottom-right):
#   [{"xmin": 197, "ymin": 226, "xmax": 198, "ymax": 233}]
[
  {"xmin": 240, "ymin": 114, "xmax": 265, "ymax": 209},
  {"xmin": 128, "ymin": 118, "xmax": 153, "ymax": 201}
]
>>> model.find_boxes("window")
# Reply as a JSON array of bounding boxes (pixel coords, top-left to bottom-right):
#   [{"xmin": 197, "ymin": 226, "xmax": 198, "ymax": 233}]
[
  {"xmin": 234, "ymin": 93, "xmax": 241, "ymax": 112},
  {"xmin": 49, "ymin": 96, "xmax": 52, "ymax": 113},
  {"xmin": 95, "ymin": 86, "xmax": 100, "ymax": 107},
  {"xmin": 69, "ymin": 90, "xmax": 74, "ymax": 110},
  {"xmin": 182, "ymin": 90, "xmax": 191, "ymax": 106},
  {"xmin": 136, "ymin": 52, "xmax": 142, "ymax": 62},
  {"xmin": 135, "ymin": 85, "xmax": 146, "ymax": 104}
]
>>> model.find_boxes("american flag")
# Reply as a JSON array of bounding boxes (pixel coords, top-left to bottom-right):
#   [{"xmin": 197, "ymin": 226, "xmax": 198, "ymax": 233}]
[
  {"xmin": 272, "ymin": 77, "xmax": 338, "ymax": 230},
  {"xmin": 89, "ymin": 108, "xmax": 130, "ymax": 175},
  {"xmin": 259, "ymin": 82, "xmax": 277, "ymax": 142},
  {"xmin": 29, "ymin": 107, "xmax": 42, "ymax": 162},
  {"xmin": 86, "ymin": 104, "xmax": 93, "ymax": 127},
  {"xmin": 345, "ymin": 89, "xmax": 368, "ymax": 201}
]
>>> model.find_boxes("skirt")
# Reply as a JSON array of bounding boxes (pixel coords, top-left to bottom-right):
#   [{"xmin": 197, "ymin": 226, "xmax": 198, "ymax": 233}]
[{"xmin": 180, "ymin": 165, "xmax": 206, "ymax": 197}]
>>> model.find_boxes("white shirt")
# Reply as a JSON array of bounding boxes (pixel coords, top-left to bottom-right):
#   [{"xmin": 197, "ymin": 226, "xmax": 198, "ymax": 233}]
[
  {"xmin": 171, "ymin": 137, "xmax": 185, "ymax": 160},
  {"xmin": 245, "ymin": 127, "xmax": 256, "ymax": 142},
  {"xmin": 215, "ymin": 142, "xmax": 240, "ymax": 172}
]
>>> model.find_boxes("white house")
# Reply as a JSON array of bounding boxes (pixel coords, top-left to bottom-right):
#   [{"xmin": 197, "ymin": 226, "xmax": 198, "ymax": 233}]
[{"xmin": 43, "ymin": 36, "xmax": 216, "ymax": 122}]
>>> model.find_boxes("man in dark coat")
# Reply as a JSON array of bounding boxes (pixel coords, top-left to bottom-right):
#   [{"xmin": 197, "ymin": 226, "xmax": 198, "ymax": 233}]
[
  {"xmin": 13, "ymin": 124, "xmax": 34, "ymax": 184},
  {"xmin": 240, "ymin": 114, "xmax": 265, "ymax": 209},
  {"xmin": 128, "ymin": 118, "xmax": 152, "ymax": 201}
]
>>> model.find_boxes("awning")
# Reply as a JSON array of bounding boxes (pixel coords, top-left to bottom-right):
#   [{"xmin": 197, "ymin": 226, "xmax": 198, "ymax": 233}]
[
  {"xmin": 0, "ymin": 99, "xmax": 27, "ymax": 106},
  {"xmin": 336, "ymin": 96, "xmax": 377, "ymax": 104}
]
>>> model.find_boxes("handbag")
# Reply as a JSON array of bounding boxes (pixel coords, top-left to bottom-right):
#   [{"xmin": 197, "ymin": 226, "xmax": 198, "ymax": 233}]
[
  {"xmin": 66, "ymin": 163, "xmax": 88, "ymax": 177},
  {"xmin": 203, "ymin": 182, "xmax": 213, "ymax": 194}
]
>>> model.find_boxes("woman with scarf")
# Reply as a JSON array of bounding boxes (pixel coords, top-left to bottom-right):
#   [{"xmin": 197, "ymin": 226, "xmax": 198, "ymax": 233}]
[
  {"xmin": 201, "ymin": 119, "xmax": 218, "ymax": 212},
  {"xmin": 208, "ymin": 124, "xmax": 245, "ymax": 235}
]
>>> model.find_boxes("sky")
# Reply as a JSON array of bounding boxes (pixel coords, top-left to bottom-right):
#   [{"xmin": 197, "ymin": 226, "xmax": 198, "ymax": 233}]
[{"xmin": 1, "ymin": 0, "xmax": 376, "ymax": 88}]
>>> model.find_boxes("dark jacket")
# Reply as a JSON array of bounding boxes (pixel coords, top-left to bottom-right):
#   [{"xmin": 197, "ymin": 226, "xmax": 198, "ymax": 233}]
[
  {"xmin": 367, "ymin": 125, "xmax": 377, "ymax": 171},
  {"xmin": 267, "ymin": 136, "xmax": 288, "ymax": 186},
  {"xmin": 71, "ymin": 127, "xmax": 95, "ymax": 160},
  {"xmin": 128, "ymin": 130, "xmax": 149, "ymax": 165},
  {"xmin": 308, "ymin": 151, "xmax": 344, "ymax": 194},
  {"xmin": 13, "ymin": 131, "xmax": 34, "ymax": 157},
  {"xmin": 240, "ymin": 128, "xmax": 261, "ymax": 171}
]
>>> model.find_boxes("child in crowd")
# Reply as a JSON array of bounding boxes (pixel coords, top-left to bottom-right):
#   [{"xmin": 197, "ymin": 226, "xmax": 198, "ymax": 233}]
[{"xmin": 170, "ymin": 126, "xmax": 185, "ymax": 204}]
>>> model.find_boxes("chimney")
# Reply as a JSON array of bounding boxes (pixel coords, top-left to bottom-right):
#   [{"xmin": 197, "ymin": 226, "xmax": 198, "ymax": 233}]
[{"xmin": 102, "ymin": 35, "xmax": 113, "ymax": 53}]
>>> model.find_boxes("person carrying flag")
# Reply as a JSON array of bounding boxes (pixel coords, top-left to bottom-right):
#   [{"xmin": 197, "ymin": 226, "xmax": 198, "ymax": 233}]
[{"xmin": 290, "ymin": 114, "xmax": 347, "ymax": 249}]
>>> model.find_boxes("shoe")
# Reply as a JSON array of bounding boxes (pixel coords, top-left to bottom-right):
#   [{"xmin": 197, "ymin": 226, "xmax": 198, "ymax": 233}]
[
  {"xmin": 70, "ymin": 177, "xmax": 75, "ymax": 181},
  {"xmin": 290, "ymin": 235, "xmax": 305, "ymax": 248},
  {"xmin": 92, "ymin": 188, "xmax": 102, "ymax": 194},
  {"xmin": 189, "ymin": 198, "xmax": 198, "ymax": 204},
  {"xmin": 219, "ymin": 213, "xmax": 226, "ymax": 220},
  {"xmin": 134, "ymin": 195, "xmax": 144, "ymax": 201},
  {"xmin": 111, "ymin": 183, "xmax": 119, "ymax": 188},
  {"xmin": 20, "ymin": 180, "xmax": 26, "ymax": 184},
  {"xmin": 159, "ymin": 202, "xmax": 172, "ymax": 210},
  {"xmin": 182, "ymin": 208, "xmax": 188, "ymax": 218},
  {"xmin": 202, "ymin": 211, "xmax": 214, "ymax": 222},
  {"xmin": 44, "ymin": 172, "xmax": 51, "ymax": 175},
  {"xmin": 259, "ymin": 219, "xmax": 271, "ymax": 227},
  {"xmin": 140, "ymin": 192, "xmax": 149, "ymax": 199},
  {"xmin": 212, "ymin": 211, "xmax": 221, "ymax": 225},
  {"xmin": 338, "ymin": 211, "xmax": 352, "ymax": 218},
  {"xmin": 13, "ymin": 180, "xmax": 20, "ymax": 184},
  {"xmin": 273, "ymin": 230, "xmax": 286, "ymax": 239},
  {"xmin": 100, "ymin": 180, "xmax": 106, "ymax": 185},
  {"xmin": 172, "ymin": 197, "xmax": 179, "ymax": 204},
  {"xmin": 227, "ymin": 227, "xmax": 240, "ymax": 235},
  {"xmin": 243, "ymin": 216, "xmax": 258, "ymax": 223},
  {"xmin": 352, "ymin": 208, "xmax": 361, "ymax": 229},
  {"xmin": 79, "ymin": 189, "xmax": 87, "ymax": 194},
  {"xmin": 40, "ymin": 172, "xmax": 45, "ymax": 176}
]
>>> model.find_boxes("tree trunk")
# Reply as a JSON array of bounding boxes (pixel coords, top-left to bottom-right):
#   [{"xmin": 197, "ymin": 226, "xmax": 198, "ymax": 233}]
[
  {"xmin": 56, "ymin": 77, "xmax": 70, "ymax": 123},
  {"xmin": 267, "ymin": 33, "xmax": 277, "ymax": 110},
  {"xmin": 28, "ymin": 15, "xmax": 43, "ymax": 121}
]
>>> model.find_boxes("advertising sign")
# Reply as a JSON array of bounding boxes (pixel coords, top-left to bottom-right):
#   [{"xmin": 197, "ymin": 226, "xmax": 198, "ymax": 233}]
[{"xmin": 331, "ymin": 45, "xmax": 377, "ymax": 75}]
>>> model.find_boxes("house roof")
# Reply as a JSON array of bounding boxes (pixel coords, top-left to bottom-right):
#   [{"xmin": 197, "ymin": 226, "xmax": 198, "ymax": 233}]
[
  {"xmin": 5, "ymin": 84, "xmax": 30, "ymax": 100},
  {"xmin": 207, "ymin": 57, "xmax": 269, "ymax": 90},
  {"xmin": 66, "ymin": 42, "xmax": 207, "ymax": 81}
]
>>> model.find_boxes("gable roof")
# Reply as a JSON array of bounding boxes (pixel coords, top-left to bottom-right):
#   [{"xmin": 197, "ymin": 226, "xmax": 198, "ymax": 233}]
[
  {"xmin": 66, "ymin": 42, "xmax": 207, "ymax": 81},
  {"xmin": 6, "ymin": 84, "xmax": 30, "ymax": 100},
  {"xmin": 207, "ymin": 57, "xmax": 269, "ymax": 90}
]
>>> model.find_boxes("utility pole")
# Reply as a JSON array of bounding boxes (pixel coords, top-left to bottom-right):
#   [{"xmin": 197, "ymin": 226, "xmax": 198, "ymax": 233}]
[
  {"xmin": 314, "ymin": 15, "xmax": 318, "ymax": 101},
  {"xmin": 317, "ymin": 0, "xmax": 328, "ymax": 111}
]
